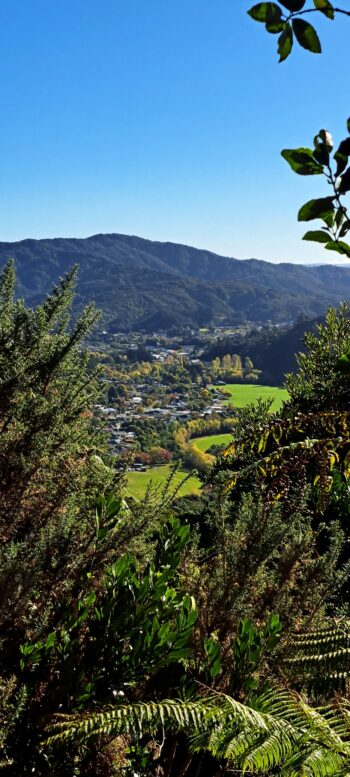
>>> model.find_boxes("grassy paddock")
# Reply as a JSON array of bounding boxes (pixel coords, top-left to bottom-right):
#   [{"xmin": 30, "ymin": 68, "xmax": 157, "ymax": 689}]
[
  {"xmin": 221, "ymin": 383, "xmax": 288, "ymax": 411},
  {"xmin": 192, "ymin": 433, "xmax": 233, "ymax": 452},
  {"xmin": 126, "ymin": 463, "xmax": 201, "ymax": 500}
]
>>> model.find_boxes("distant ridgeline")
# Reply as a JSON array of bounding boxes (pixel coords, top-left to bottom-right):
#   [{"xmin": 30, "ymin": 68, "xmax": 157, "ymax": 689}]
[{"xmin": 0, "ymin": 233, "xmax": 349, "ymax": 332}]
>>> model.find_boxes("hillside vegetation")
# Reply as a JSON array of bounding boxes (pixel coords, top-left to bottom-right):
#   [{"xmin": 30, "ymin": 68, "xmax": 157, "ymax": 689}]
[
  {"xmin": 2, "ymin": 233, "xmax": 350, "ymax": 330},
  {"xmin": 3, "ymin": 263, "xmax": 350, "ymax": 776}
]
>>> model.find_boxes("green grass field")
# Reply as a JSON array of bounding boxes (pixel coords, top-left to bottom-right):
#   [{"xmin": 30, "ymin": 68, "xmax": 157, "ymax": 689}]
[
  {"xmin": 221, "ymin": 384, "xmax": 288, "ymax": 411},
  {"xmin": 127, "ymin": 385, "xmax": 288, "ymax": 499},
  {"xmin": 126, "ymin": 463, "xmax": 201, "ymax": 500},
  {"xmin": 192, "ymin": 433, "xmax": 233, "ymax": 452}
]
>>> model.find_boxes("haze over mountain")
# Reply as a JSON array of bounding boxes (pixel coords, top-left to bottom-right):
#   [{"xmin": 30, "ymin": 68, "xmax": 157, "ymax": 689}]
[{"xmin": 1, "ymin": 233, "xmax": 350, "ymax": 332}]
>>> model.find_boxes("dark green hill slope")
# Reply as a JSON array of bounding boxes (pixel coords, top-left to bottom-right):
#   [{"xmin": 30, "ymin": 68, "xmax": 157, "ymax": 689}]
[
  {"xmin": 203, "ymin": 316, "xmax": 322, "ymax": 385},
  {"xmin": 0, "ymin": 233, "xmax": 349, "ymax": 331}
]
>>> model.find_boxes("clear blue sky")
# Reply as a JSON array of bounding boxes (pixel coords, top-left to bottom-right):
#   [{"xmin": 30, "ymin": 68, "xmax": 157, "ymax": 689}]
[{"xmin": 0, "ymin": 0, "xmax": 349, "ymax": 263}]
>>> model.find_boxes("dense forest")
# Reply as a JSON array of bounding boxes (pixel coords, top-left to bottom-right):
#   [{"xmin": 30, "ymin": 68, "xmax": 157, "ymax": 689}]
[{"xmin": 1, "ymin": 233, "xmax": 350, "ymax": 330}]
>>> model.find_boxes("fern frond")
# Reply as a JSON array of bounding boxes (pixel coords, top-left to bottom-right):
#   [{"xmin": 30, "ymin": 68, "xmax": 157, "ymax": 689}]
[
  {"xmin": 44, "ymin": 687, "xmax": 350, "ymax": 775},
  {"xmin": 285, "ymin": 621, "xmax": 350, "ymax": 687},
  {"xmin": 44, "ymin": 698, "xmax": 214, "ymax": 746}
]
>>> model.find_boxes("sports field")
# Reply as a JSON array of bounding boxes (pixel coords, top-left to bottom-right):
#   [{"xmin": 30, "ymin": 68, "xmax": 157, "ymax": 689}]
[
  {"xmin": 221, "ymin": 384, "xmax": 288, "ymax": 411},
  {"xmin": 192, "ymin": 433, "xmax": 233, "ymax": 452},
  {"xmin": 126, "ymin": 463, "xmax": 201, "ymax": 500}
]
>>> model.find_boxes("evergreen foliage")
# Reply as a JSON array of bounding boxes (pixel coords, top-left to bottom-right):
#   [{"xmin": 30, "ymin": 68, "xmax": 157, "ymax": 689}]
[
  {"xmin": 0, "ymin": 261, "xmax": 117, "ymax": 662},
  {"xmin": 2, "ymin": 275, "xmax": 350, "ymax": 774}
]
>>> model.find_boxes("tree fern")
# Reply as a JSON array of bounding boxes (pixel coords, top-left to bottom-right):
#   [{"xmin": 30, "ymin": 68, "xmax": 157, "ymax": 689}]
[
  {"xmin": 285, "ymin": 621, "xmax": 350, "ymax": 688},
  {"xmin": 44, "ymin": 687, "xmax": 350, "ymax": 775}
]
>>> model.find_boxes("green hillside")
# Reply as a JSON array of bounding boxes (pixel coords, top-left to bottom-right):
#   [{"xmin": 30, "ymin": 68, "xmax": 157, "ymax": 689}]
[{"xmin": 2, "ymin": 233, "xmax": 350, "ymax": 331}]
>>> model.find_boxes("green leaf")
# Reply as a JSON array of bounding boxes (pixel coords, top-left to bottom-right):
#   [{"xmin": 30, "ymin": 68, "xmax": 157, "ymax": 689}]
[
  {"xmin": 313, "ymin": 0, "xmax": 334, "ymax": 18},
  {"xmin": 292, "ymin": 19, "xmax": 321, "ymax": 53},
  {"xmin": 323, "ymin": 210, "xmax": 335, "ymax": 228},
  {"xmin": 281, "ymin": 147, "xmax": 323, "ymax": 175},
  {"xmin": 334, "ymin": 144, "xmax": 350, "ymax": 189},
  {"xmin": 335, "ymin": 138, "xmax": 350, "ymax": 157},
  {"xmin": 335, "ymin": 152, "xmax": 348, "ymax": 178},
  {"xmin": 325, "ymin": 240, "xmax": 350, "ymax": 257},
  {"xmin": 313, "ymin": 143, "xmax": 329, "ymax": 166},
  {"xmin": 338, "ymin": 168, "xmax": 350, "ymax": 195},
  {"xmin": 298, "ymin": 196, "xmax": 335, "ymax": 221},
  {"xmin": 339, "ymin": 220, "xmax": 350, "ymax": 238},
  {"xmin": 266, "ymin": 21, "xmax": 286, "ymax": 33},
  {"xmin": 278, "ymin": 25, "xmax": 293, "ymax": 61},
  {"xmin": 280, "ymin": 0, "xmax": 305, "ymax": 9},
  {"xmin": 248, "ymin": 3, "xmax": 283, "ymax": 23},
  {"xmin": 45, "ymin": 632, "xmax": 56, "ymax": 650},
  {"xmin": 268, "ymin": 613, "xmax": 281, "ymax": 632},
  {"xmin": 335, "ymin": 354, "xmax": 350, "ymax": 374},
  {"xmin": 302, "ymin": 230, "xmax": 330, "ymax": 243},
  {"xmin": 347, "ymin": 118, "xmax": 350, "ymax": 134},
  {"xmin": 335, "ymin": 208, "xmax": 344, "ymax": 228}
]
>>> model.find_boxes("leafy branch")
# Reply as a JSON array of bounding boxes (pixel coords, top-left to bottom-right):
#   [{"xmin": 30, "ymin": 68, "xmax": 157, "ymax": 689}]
[
  {"xmin": 248, "ymin": 2, "xmax": 349, "ymax": 62},
  {"xmin": 211, "ymin": 409, "xmax": 350, "ymax": 508},
  {"xmin": 282, "ymin": 121, "xmax": 350, "ymax": 258}
]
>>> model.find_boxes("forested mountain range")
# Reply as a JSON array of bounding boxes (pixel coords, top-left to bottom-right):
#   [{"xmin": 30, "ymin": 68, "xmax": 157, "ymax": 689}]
[{"xmin": 1, "ymin": 233, "xmax": 350, "ymax": 331}]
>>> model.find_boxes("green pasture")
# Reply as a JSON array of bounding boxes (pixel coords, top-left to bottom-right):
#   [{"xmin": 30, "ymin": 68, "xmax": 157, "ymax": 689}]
[
  {"xmin": 126, "ymin": 463, "xmax": 201, "ymax": 500},
  {"xmin": 192, "ymin": 433, "xmax": 233, "ymax": 452},
  {"xmin": 221, "ymin": 384, "xmax": 288, "ymax": 411}
]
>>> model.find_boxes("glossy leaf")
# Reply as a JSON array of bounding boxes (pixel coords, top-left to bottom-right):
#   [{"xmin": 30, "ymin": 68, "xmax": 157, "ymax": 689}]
[
  {"xmin": 313, "ymin": 0, "xmax": 335, "ymax": 18},
  {"xmin": 298, "ymin": 196, "xmax": 334, "ymax": 221},
  {"xmin": 335, "ymin": 153, "xmax": 348, "ymax": 178},
  {"xmin": 338, "ymin": 168, "xmax": 350, "ymax": 195},
  {"xmin": 334, "ymin": 140, "xmax": 350, "ymax": 177},
  {"xmin": 302, "ymin": 230, "xmax": 330, "ymax": 243},
  {"xmin": 281, "ymin": 147, "xmax": 323, "ymax": 175},
  {"xmin": 313, "ymin": 143, "xmax": 329, "ymax": 165},
  {"xmin": 325, "ymin": 240, "xmax": 350, "ymax": 257},
  {"xmin": 266, "ymin": 21, "xmax": 286, "ymax": 32},
  {"xmin": 248, "ymin": 3, "xmax": 283, "ymax": 23},
  {"xmin": 280, "ymin": 0, "xmax": 305, "ymax": 9},
  {"xmin": 336, "ymin": 138, "xmax": 350, "ymax": 154},
  {"xmin": 278, "ymin": 25, "xmax": 293, "ymax": 60},
  {"xmin": 292, "ymin": 19, "xmax": 321, "ymax": 53},
  {"xmin": 339, "ymin": 220, "xmax": 350, "ymax": 238}
]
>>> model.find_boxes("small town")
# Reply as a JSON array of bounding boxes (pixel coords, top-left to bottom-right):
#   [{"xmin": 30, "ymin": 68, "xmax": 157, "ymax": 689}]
[{"xmin": 91, "ymin": 325, "xmax": 263, "ymax": 467}]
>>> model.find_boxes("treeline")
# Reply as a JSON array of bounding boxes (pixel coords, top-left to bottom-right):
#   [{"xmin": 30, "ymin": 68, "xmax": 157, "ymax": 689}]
[
  {"xmin": 174, "ymin": 415, "xmax": 236, "ymax": 471},
  {"xmin": 210, "ymin": 352, "xmax": 261, "ymax": 382},
  {"xmin": 203, "ymin": 317, "xmax": 317, "ymax": 385}
]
